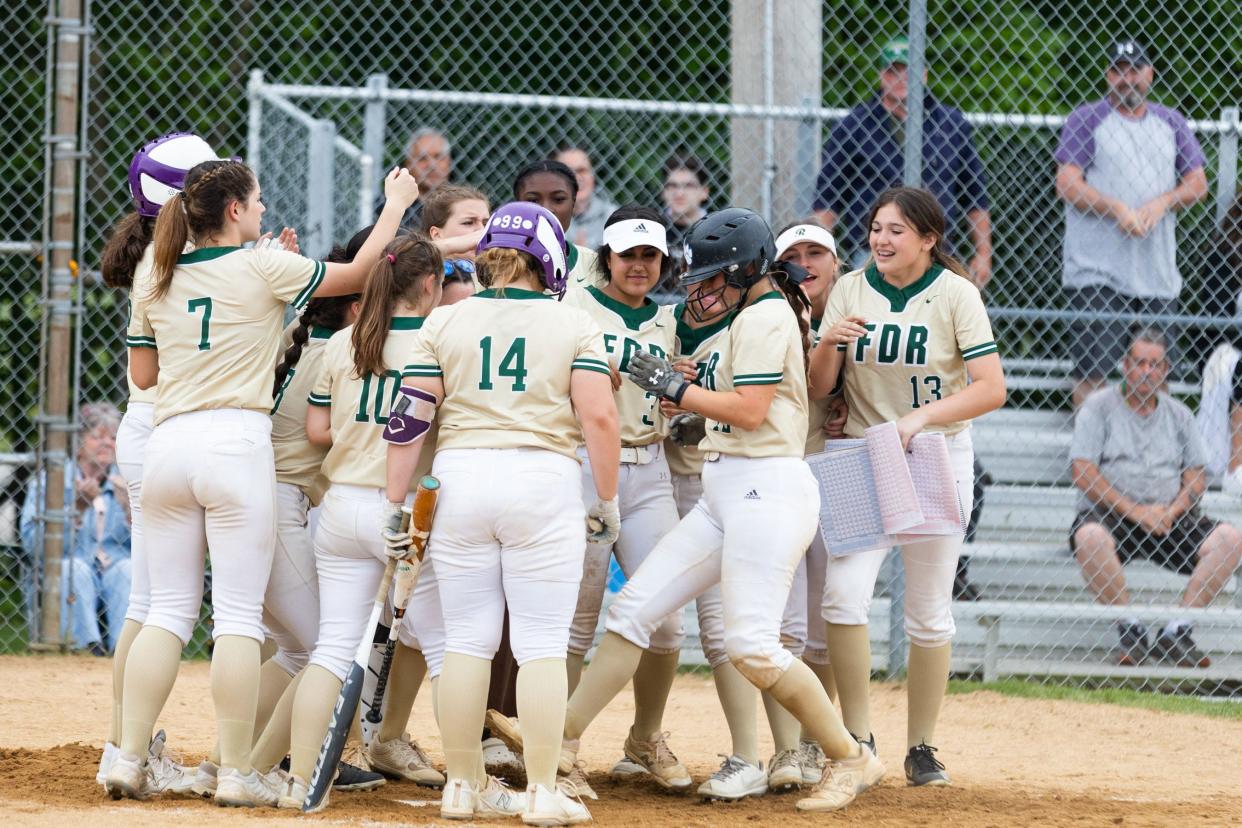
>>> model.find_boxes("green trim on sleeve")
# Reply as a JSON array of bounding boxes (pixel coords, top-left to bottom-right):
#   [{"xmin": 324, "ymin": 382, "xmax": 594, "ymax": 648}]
[
  {"xmin": 733, "ymin": 371, "xmax": 783, "ymax": 386},
  {"xmin": 961, "ymin": 341, "xmax": 998, "ymax": 360},
  {"xmin": 307, "ymin": 392, "xmax": 332, "ymax": 407},
  {"xmin": 125, "ymin": 335, "xmax": 157, "ymax": 349},
  {"xmin": 291, "ymin": 261, "xmax": 326, "ymax": 310},
  {"xmin": 402, "ymin": 364, "xmax": 443, "ymax": 378},
  {"xmin": 572, "ymin": 358, "xmax": 612, "ymax": 376}
]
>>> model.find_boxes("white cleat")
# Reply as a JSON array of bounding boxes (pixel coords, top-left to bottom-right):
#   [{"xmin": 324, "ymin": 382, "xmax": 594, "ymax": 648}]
[
  {"xmin": 608, "ymin": 756, "xmax": 646, "ymax": 778},
  {"xmin": 367, "ymin": 733, "xmax": 445, "ymax": 787},
  {"xmin": 697, "ymin": 754, "xmax": 768, "ymax": 801},
  {"xmin": 213, "ymin": 766, "xmax": 281, "ymax": 808},
  {"xmin": 482, "ymin": 736, "xmax": 525, "ymax": 780},
  {"xmin": 146, "ymin": 730, "xmax": 195, "ymax": 796},
  {"xmin": 767, "ymin": 747, "xmax": 804, "ymax": 790},
  {"xmin": 622, "ymin": 730, "xmax": 692, "ymax": 790},
  {"xmin": 277, "ymin": 773, "xmax": 322, "ymax": 811},
  {"xmin": 440, "ymin": 776, "xmax": 524, "ymax": 820},
  {"xmin": 795, "ymin": 744, "xmax": 885, "ymax": 812},
  {"xmin": 524, "ymin": 782, "xmax": 592, "ymax": 826},
  {"xmin": 191, "ymin": 760, "xmax": 218, "ymax": 797},
  {"xmin": 557, "ymin": 762, "xmax": 598, "ymax": 801},
  {"xmin": 96, "ymin": 742, "xmax": 118, "ymax": 787},
  {"xmin": 104, "ymin": 751, "xmax": 149, "ymax": 800},
  {"xmin": 799, "ymin": 738, "xmax": 825, "ymax": 785}
]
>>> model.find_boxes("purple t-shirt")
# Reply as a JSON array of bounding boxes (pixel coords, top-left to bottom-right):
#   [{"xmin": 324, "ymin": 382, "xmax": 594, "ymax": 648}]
[{"xmin": 1055, "ymin": 99, "xmax": 1205, "ymax": 299}]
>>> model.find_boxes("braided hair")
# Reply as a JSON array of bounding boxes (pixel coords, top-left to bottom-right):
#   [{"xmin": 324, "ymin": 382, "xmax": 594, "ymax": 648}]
[{"xmin": 765, "ymin": 261, "xmax": 814, "ymax": 374}]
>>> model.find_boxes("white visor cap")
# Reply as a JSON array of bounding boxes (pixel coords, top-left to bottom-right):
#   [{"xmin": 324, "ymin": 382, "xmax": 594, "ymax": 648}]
[
  {"xmin": 602, "ymin": 218, "xmax": 668, "ymax": 255},
  {"xmin": 775, "ymin": 224, "xmax": 838, "ymax": 259}
]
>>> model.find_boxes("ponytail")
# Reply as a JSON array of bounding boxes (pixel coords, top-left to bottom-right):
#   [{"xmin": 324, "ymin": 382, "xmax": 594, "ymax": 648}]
[
  {"xmin": 151, "ymin": 192, "xmax": 190, "ymax": 299},
  {"xmin": 101, "ymin": 212, "xmax": 155, "ymax": 289},
  {"xmin": 272, "ymin": 294, "xmax": 358, "ymax": 398},
  {"xmin": 767, "ymin": 263, "xmax": 813, "ymax": 375},
  {"xmin": 351, "ymin": 236, "xmax": 443, "ymax": 378},
  {"xmin": 931, "ymin": 245, "xmax": 971, "ymax": 280},
  {"xmin": 476, "ymin": 247, "xmax": 541, "ymax": 294}
]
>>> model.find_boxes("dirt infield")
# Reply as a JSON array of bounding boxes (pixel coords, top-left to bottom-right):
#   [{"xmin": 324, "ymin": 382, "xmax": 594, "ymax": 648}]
[{"xmin": 1, "ymin": 655, "xmax": 1239, "ymax": 827}]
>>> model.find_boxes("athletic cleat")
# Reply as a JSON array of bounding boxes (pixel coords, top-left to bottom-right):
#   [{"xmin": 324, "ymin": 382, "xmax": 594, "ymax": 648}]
[
  {"xmin": 524, "ymin": 782, "xmax": 591, "ymax": 826},
  {"xmin": 96, "ymin": 742, "xmax": 118, "ymax": 787},
  {"xmin": 146, "ymin": 730, "xmax": 195, "ymax": 796},
  {"xmin": 1116, "ymin": 621, "xmax": 1150, "ymax": 666},
  {"xmin": 277, "ymin": 773, "xmax": 324, "ymax": 812},
  {"xmin": 485, "ymin": 709, "xmax": 525, "ymax": 755},
  {"xmin": 440, "ymin": 776, "xmax": 524, "ymax": 820},
  {"xmin": 796, "ymin": 743, "xmax": 885, "ymax": 811},
  {"xmin": 1151, "ymin": 626, "xmax": 1211, "ymax": 668},
  {"xmin": 622, "ymin": 730, "xmax": 692, "ymax": 790},
  {"xmin": 104, "ymin": 750, "xmax": 150, "ymax": 800},
  {"xmin": 367, "ymin": 733, "xmax": 444, "ymax": 787},
  {"xmin": 558, "ymin": 762, "xmax": 598, "ymax": 801},
  {"xmin": 483, "ymin": 736, "xmax": 525, "ymax": 780},
  {"xmin": 767, "ymin": 748, "xmax": 803, "ymax": 790},
  {"xmin": 609, "ymin": 756, "xmax": 647, "ymax": 777},
  {"xmin": 334, "ymin": 760, "xmax": 387, "ymax": 791},
  {"xmin": 214, "ymin": 766, "xmax": 281, "ymax": 807},
  {"xmin": 191, "ymin": 759, "xmax": 218, "ymax": 797},
  {"xmin": 855, "ymin": 732, "xmax": 877, "ymax": 757},
  {"xmin": 557, "ymin": 738, "xmax": 581, "ymax": 776},
  {"xmin": 697, "ymin": 754, "xmax": 767, "ymax": 800},
  {"xmin": 799, "ymin": 738, "xmax": 825, "ymax": 785},
  {"xmin": 904, "ymin": 742, "xmax": 950, "ymax": 786}
]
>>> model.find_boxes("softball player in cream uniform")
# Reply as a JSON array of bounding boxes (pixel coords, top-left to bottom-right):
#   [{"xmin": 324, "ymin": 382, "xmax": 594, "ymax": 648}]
[
  {"xmin": 554, "ymin": 208, "xmax": 883, "ymax": 814},
  {"xmin": 109, "ymin": 160, "xmax": 418, "ymax": 807},
  {"xmin": 809, "ymin": 187, "xmax": 1004, "ymax": 788},
  {"xmin": 562, "ymin": 208, "xmax": 690, "ymax": 790},
  {"xmin": 276, "ymin": 236, "xmax": 447, "ymax": 809},
  {"xmin": 97, "ymin": 132, "xmax": 220, "ymax": 794},
  {"xmin": 386, "ymin": 201, "xmax": 618, "ymax": 825}
]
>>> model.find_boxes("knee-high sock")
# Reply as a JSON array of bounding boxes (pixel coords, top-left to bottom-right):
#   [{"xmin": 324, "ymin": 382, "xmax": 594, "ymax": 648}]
[
  {"xmin": 250, "ymin": 668, "xmax": 304, "ymax": 771},
  {"xmin": 212, "ymin": 635, "xmax": 260, "ymax": 772},
  {"xmin": 806, "ymin": 658, "xmax": 838, "ymax": 705},
  {"xmin": 906, "ymin": 643, "xmax": 951, "ymax": 749},
  {"xmin": 762, "ymin": 686, "xmax": 803, "ymax": 754},
  {"xmin": 120, "ymin": 626, "xmax": 183, "ymax": 758},
  {"xmin": 517, "ymin": 658, "xmax": 567, "ymax": 789},
  {"xmin": 631, "ymin": 649, "xmax": 679, "ymax": 741},
  {"xmin": 430, "ymin": 676, "xmax": 440, "ymax": 726},
  {"xmin": 565, "ymin": 652, "xmax": 586, "ymax": 696},
  {"xmin": 564, "ymin": 632, "xmax": 643, "ymax": 741},
  {"xmin": 711, "ymin": 662, "xmax": 758, "ymax": 764},
  {"xmin": 765, "ymin": 661, "xmax": 857, "ymax": 760},
  {"xmin": 825, "ymin": 623, "xmax": 872, "ymax": 739},
  {"xmin": 288, "ymin": 665, "xmax": 343, "ymax": 781},
  {"xmin": 439, "ymin": 653, "xmax": 491, "ymax": 784},
  {"xmin": 378, "ymin": 644, "xmax": 427, "ymax": 743},
  {"xmin": 109, "ymin": 618, "xmax": 142, "ymax": 745},
  {"xmin": 253, "ymin": 658, "xmax": 294, "ymax": 741}
]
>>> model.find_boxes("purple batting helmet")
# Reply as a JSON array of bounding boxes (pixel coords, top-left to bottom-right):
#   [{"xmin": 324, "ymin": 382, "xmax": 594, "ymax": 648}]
[
  {"xmin": 476, "ymin": 201, "xmax": 569, "ymax": 294},
  {"xmin": 127, "ymin": 132, "xmax": 219, "ymax": 218}
]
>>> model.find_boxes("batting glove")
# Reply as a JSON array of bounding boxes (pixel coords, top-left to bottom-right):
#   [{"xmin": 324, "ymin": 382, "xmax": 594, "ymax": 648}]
[
  {"xmin": 668, "ymin": 412, "xmax": 707, "ymax": 446},
  {"xmin": 627, "ymin": 351, "xmax": 691, "ymax": 404},
  {"xmin": 586, "ymin": 496, "xmax": 621, "ymax": 546},
  {"xmin": 1226, "ymin": 467, "xmax": 1242, "ymax": 499},
  {"xmin": 380, "ymin": 500, "xmax": 412, "ymax": 560}
]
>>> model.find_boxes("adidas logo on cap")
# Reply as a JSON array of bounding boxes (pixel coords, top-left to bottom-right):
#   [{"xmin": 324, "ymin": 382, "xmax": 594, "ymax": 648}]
[{"xmin": 634, "ymin": 222, "xmax": 648, "ymax": 232}]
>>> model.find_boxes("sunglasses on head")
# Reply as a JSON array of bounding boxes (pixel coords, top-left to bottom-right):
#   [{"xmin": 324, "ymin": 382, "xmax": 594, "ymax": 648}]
[{"xmin": 443, "ymin": 259, "xmax": 475, "ymax": 281}]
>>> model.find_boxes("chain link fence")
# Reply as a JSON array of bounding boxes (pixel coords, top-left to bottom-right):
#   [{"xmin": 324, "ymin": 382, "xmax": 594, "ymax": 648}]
[{"xmin": 3, "ymin": 0, "xmax": 1239, "ymax": 694}]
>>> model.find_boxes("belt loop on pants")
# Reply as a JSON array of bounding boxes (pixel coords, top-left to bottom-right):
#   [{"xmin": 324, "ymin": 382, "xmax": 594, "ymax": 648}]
[
  {"xmin": 703, "ymin": 451, "xmax": 721, "ymax": 463},
  {"xmin": 619, "ymin": 445, "xmax": 654, "ymax": 465}
]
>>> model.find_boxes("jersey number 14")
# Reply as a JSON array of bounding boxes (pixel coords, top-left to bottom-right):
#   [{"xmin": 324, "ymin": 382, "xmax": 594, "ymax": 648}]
[{"xmin": 478, "ymin": 336, "xmax": 528, "ymax": 392}]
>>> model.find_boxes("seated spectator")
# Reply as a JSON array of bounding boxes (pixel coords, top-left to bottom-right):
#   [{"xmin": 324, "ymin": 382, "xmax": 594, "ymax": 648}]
[
  {"xmin": 553, "ymin": 142, "xmax": 618, "ymax": 249},
  {"xmin": 20, "ymin": 403, "xmax": 132, "ymax": 654},
  {"xmin": 659, "ymin": 150, "xmax": 710, "ymax": 295},
  {"xmin": 375, "ymin": 126, "xmax": 453, "ymax": 230},
  {"xmin": 1070, "ymin": 329, "xmax": 1242, "ymax": 669}
]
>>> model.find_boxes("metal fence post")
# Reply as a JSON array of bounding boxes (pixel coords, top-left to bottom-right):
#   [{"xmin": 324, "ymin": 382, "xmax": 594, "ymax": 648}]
[
  {"xmin": 304, "ymin": 118, "xmax": 336, "ymax": 260},
  {"xmin": 1215, "ymin": 106, "xmax": 1238, "ymax": 226},
  {"xmin": 886, "ymin": 547, "xmax": 907, "ymax": 677},
  {"xmin": 903, "ymin": 0, "xmax": 927, "ymax": 187},
  {"xmin": 247, "ymin": 69, "xmax": 264, "ymax": 174},
  {"xmin": 795, "ymin": 96, "xmax": 819, "ymax": 219},
  {"xmin": 364, "ymin": 73, "xmax": 389, "ymax": 189}
]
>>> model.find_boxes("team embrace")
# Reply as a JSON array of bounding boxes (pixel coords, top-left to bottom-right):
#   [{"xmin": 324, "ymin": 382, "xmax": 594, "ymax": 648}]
[{"xmin": 96, "ymin": 130, "xmax": 1005, "ymax": 824}]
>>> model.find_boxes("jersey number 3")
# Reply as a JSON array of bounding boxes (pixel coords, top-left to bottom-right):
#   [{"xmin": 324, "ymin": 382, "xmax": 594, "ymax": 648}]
[
  {"xmin": 188, "ymin": 297, "xmax": 213, "ymax": 351},
  {"xmin": 478, "ymin": 336, "xmax": 528, "ymax": 392}
]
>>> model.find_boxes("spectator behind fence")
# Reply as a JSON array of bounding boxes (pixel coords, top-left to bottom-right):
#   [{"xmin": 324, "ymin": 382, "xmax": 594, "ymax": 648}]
[
  {"xmin": 553, "ymin": 143, "xmax": 618, "ymax": 249},
  {"xmin": 1070, "ymin": 329, "xmax": 1242, "ymax": 670},
  {"xmin": 659, "ymin": 151, "xmax": 710, "ymax": 296},
  {"xmin": 812, "ymin": 36, "xmax": 992, "ymax": 288},
  {"xmin": 20, "ymin": 403, "xmax": 131, "ymax": 654},
  {"xmin": 1201, "ymin": 191, "xmax": 1242, "ymax": 323},
  {"xmin": 1055, "ymin": 39, "xmax": 1208, "ymax": 408},
  {"xmin": 374, "ymin": 126, "xmax": 453, "ymax": 230}
]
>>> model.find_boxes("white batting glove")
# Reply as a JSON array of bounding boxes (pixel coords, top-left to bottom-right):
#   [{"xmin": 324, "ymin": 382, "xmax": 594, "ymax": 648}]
[
  {"xmin": 380, "ymin": 500, "xmax": 412, "ymax": 560},
  {"xmin": 586, "ymin": 496, "xmax": 621, "ymax": 546},
  {"xmin": 1225, "ymin": 467, "xmax": 1242, "ymax": 499}
]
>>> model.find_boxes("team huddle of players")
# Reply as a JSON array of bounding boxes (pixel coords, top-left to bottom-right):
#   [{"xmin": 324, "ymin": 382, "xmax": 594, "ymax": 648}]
[{"xmin": 94, "ymin": 131, "xmax": 1004, "ymax": 825}]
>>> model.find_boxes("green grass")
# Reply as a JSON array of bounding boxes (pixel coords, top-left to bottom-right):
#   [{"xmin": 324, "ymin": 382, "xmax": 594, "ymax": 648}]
[{"xmin": 948, "ymin": 678, "xmax": 1242, "ymax": 720}]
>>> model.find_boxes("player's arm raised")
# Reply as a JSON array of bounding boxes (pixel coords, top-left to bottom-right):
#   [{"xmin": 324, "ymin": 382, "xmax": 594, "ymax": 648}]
[{"xmin": 313, "ymin": 168, "xmax": 420, "ymax": 298}]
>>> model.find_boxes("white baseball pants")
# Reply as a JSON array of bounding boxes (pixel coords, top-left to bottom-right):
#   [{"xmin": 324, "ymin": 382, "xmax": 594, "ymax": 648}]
[
  {"xmin": 819, "ymin": 429, "xmax": 975, "ymax": 648},
  {"xmin": 140, "ymin": 409, "xmax": 276, "ymax": 644},
  {"xmin": 429, "ymin": 448, "xmax": 585, "ymax": 665},
  {"xmin": 678, "ymin": 473, "xmax": 809, "ymax": 669},
  {"xmin": 264, "ymin": 482, "xmax": 320, "ymax": 676},
  {"xmin": 308, "ymin": 483, "xmax": 445, "ymax": 681},
  {"xmin": 116, "ymin": 402, "xmax": 153, "ymax": 625},
  {"xmin": 569, "ymin": 443, "xmax": 684, "ymax": 656},
  {"xmin": 607, "ymin": 455, "xmax": 820, "ymax": 689}
]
